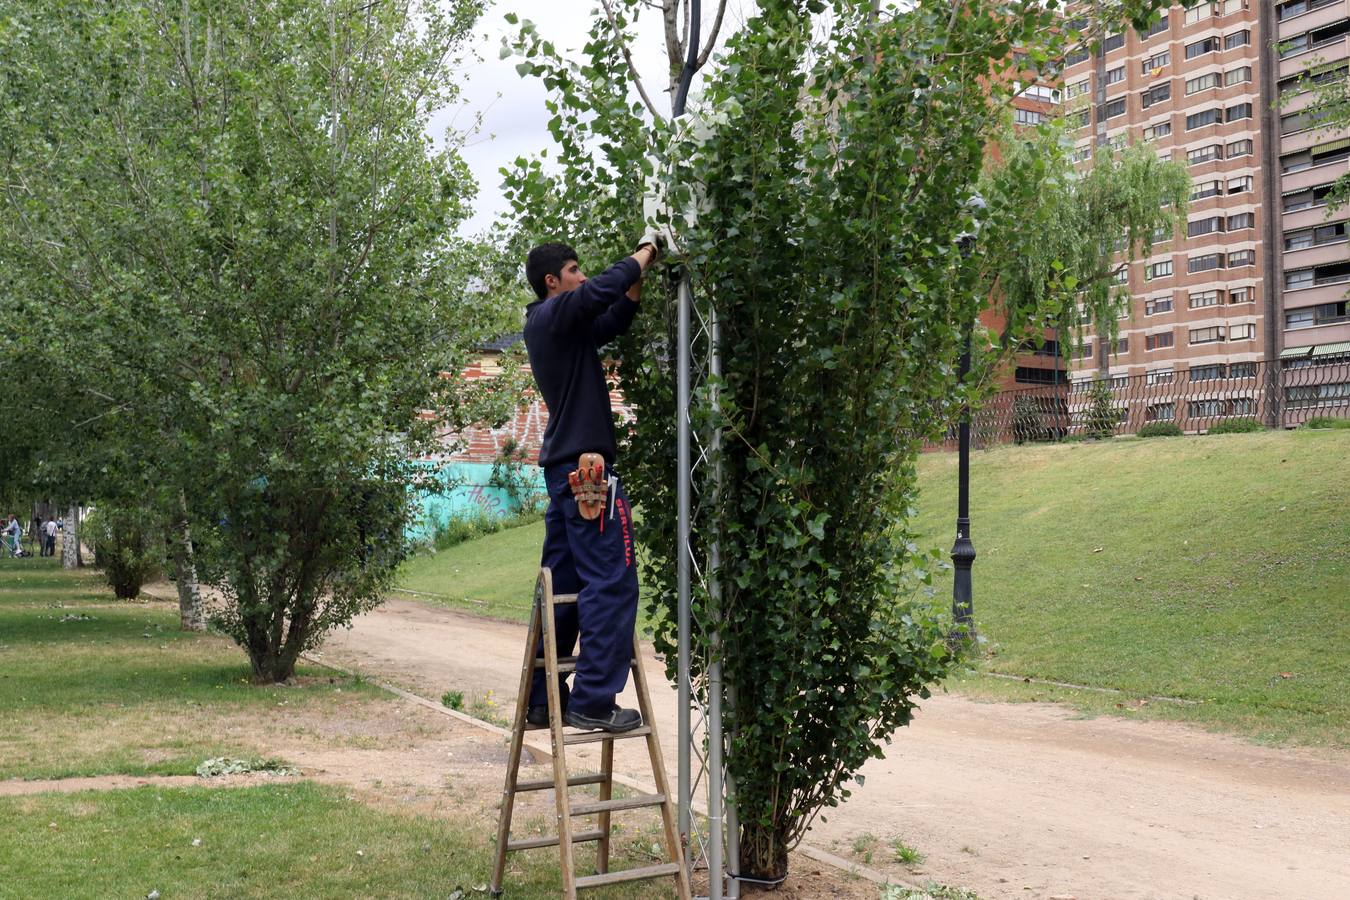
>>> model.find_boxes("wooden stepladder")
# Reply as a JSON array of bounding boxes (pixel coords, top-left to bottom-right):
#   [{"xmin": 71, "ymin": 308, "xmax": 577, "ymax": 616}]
[{"xmin": 491, "ymin": 567, "xmax": 691, "ymax": 900}]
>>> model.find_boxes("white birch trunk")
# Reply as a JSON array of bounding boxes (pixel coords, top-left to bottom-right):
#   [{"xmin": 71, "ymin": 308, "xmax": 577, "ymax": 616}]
[
  {"xmin": 170, "ymin": 494, "xmax": 205, "ymax": 631},
  {"xmin": 61, "ymin": 504, "xmax": 79, "ymax": 569}
]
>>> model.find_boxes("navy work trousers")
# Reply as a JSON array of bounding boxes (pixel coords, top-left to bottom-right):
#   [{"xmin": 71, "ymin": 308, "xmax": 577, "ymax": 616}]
[{"xmin": 529, "ymin": 463, "xmax": 639, "ymax": 716}]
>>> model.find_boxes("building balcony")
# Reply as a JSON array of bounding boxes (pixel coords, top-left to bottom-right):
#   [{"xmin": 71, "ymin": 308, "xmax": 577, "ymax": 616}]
[
  {"xmin": 1283, "ymin": 321, "xmax": 1350, "ymax": 345},
  {"xmin": 1277, "ymin": 0, "xmax": 1350, "ymax": 42},
  {"xmin": 1279, "ymin": 156, "xmax": 1350, "ymax": 193},
  {"xmin": 1282, "ymin": 204, "xmax": 1340, "ymax": 230},
  {"xmin": 1284, "ymin": 240, "xmax": 1350, "ymax": 268},
  {"xmin": 1280, "ymin": 34, "xmax": 1350, "ymax": 80},
  {"xmin": 1283, "ymin": 281, "xmax": 1350, "ymax": 309}
]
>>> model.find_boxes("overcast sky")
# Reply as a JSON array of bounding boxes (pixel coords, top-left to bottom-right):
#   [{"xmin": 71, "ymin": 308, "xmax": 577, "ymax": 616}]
[{"xmin": 433, "ymin": 1, "xmax": 757, "ymax": 237}]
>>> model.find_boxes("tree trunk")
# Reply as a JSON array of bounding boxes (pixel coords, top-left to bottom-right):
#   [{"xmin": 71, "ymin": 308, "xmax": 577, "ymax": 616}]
[
  {"xmin": 739, "ymin": 823, "xmax": 790, "ymax": 884},
  {"xmin": 61, "ymin": 505, "xmax": 80, "ymax": 569},
  {"xmin": 169, "ymin": 494, "xmax": 205, "ymax": 631}
]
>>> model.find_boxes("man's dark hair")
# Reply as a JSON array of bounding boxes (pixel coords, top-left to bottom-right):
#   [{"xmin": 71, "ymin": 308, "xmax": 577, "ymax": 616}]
[{"xmin": 526, "ymin": 242, "xmax": 578, "ymax": 300}]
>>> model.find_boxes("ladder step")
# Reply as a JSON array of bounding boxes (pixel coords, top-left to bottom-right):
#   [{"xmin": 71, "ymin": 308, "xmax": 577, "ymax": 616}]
[
  {"xmin": 570, "ymin": 792, "xmax": 665, "ymax": 817},
  {"xmin": 506, "ymin": 828, "xmax": 605, "ymax": 852},
  {"xmin": 515, "ymin": 772, "xmax": 608, "ymax": 793},
  {"xmin": 533, "ymin": 656, "xmax": 578, "ymax": 673},
  {"xmin": 575, "ymin": 863, "xmax": 681, "ymax": 890},
  {"xmin": 553, "ymin": 593, "xmax": 579, "ymax": 604},
  {"xmin": 531, "ymin": 656, "xmax": 639, "ymax": 673},
  {"xmin": 564, "ymin": 725, "xmax": 652, "ymax": 746}
]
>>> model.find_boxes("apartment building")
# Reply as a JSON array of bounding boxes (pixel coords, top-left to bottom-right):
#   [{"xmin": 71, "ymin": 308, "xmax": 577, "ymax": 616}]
[{"xmin": 1059, "ymin": 0, "xmax": 1350, "ymax": 427}]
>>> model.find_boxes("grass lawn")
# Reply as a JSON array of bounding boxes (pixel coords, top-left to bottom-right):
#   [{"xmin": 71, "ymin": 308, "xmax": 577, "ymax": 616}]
[
  {"xmin": 0, "ymin": 561, "xmax": 675, "ymax": 899},
  {"xmin": 0, "ymin": 558, "xmax": 385, "ymax": 780},
  {"xmin": 397, "ymin": 429, "xmax": 1350, "ymax": 747}
]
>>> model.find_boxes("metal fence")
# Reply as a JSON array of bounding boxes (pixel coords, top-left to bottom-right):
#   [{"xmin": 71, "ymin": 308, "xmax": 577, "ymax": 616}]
[{"xmin": 933, "ymin": 353, "xmax": 1350, "ymax": 449}]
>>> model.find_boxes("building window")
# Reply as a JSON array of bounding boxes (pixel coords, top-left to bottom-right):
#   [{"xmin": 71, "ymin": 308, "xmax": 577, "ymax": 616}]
[
  {"xmin": 1287, "ymin": 383, "xmax": 1350, "ymax": 407},
  {"xmin": 1227, "ymin": 176, "xmax": 1253, "ymax": 195},
  {"xmin": 1113, "ymin": 337, "xmax": 1129, "ymax": 354},
  {"xmin": 1067, "ymin": 78, "xmax": 1090, "ymax": 98},
  {"xmin": 1286, "ymin": 261, "xmax": 1350, "ymax": 290},
  {"xmin": 1186, "ymin": 108, "xmax": 1221, "ymax": 130},
  {"xmin": 1185, "ymin": 73, "xmax": 1221, "ymax": 95},
  {"xmin": 1147, "ymin": 369, "xmax": 1175, "ymax": 384},
  {"xmin": 1285, "ymin": 221, "xmax": 1349, "ymax": 251},
  {"xmin": 1229, "ymin": 286, "xmax": 1252, "ymax": 304},
  {"xmin": 1224, "ymin": 30, "xmax": 1250, "ymax": 50},
  {"xmin": 1278, "ymin": 0, "xmax": 1343, "ymax": 22},
  {"xmin": 1142, "ymin": 14, "xmax": 1170, "ymax": 39},
  {"xmin": 1231, "ymin": 397, "xmax": 1256, "ymax": 416},
  {"xmin": 1191, "ymin": 364, "xmax": 1224, "ymax": 381},
  {"xmin": 1188, "ymin": 253, "xmax": 1225, "ymax": 274},
  {"xmin": 1227, "ymin": 212, "xmax": 1254, "ymax": 230},
  {"xmin": 1015, "ymin": 107, "xmax": 1045, "ymax": 126},
  {"xmin": 1188, "ymin": 215, "xmax": 1223, "ymax": 237},
  {"xmin": 1192, "ymin": 179, "xmax": 1222, "ymax": 200},
  {"xmin": 1104, "ymin": 97, "xmax": 1127, "ymax": 119},
  {"xmin": 1230, "ymin": 362, "xmax": 1257, "ymax": 378},
  {"xmin": 1287, "ymin": 268, "xmax": 1315, "ymax": 290},
  {"xmin": 1112, "ymin": 263, "xmax": 1130, "ymax": 284},
  {"xmin": 1189, "ymin": 289, "xmax": 1221, "ymax": 308},
  {"xmin": 1185, "ymin": 37, "xmax": 1219, "ymax": 60},
  {"xmin": 1224, "ymin": 66, "xmax": 1252, "ymax": 86},
  {"xmin": 1282, "ymin": 183, "xmax": 1336, "ymax": 212},
  {"xmin": 1187, "ymin": 144, "xmax": 1223, "ymax": 165},
  {"xmin": 1220, "ymin": 0, "xmax": 1247, "ymax": 14},
  {"xmin": 1104, "ymin": 33, "xmax": 1126, "ymax": 53},
  {"xmin": 1142, "ymin": 83, "xmax": 1171, "ymax": 108},
  {"xmin": 1143, "ymin": 50, "xmax": 1170, "ymax": 73},
  {"xmin": 1146, "ymin": 403, "xmax": 1175, "ymax": 421},
  {"xmin": 1286, "ymin": 308, "xmax": 1315, "ymax": 329},
  {"xmin": 1185, "ymin": 5, "xmax": 1213, "ymax": 25},
  {"xmin": 1145, "ymin": 295, "xmax": 1174, "ymax": 315},
  {"xmin": 1146, "ymin": 332, "xmax": 1175, "ymax": 350},
  {"xmin": 1225, "ymin": 102, "xmax": 1252, "ymax": 122},
  {"xmin": 1228, "ymin": 249, "xmax": 1256, "ymax": 267},
  {"xmin": 1227, "ymin": 139, "xmax": 1253, "ymax": 158},
  {"xmin": 1143, "ymin": 121, "xmax": 1172, "ymax": 141},
  {"xmin": 1105, "ymin": 65, "xmax": 1125, "ymax": 86},
  {"xmin": 1145, "ymin": 260, "xmax": 1173, "ymax": 280},
  {"xmin": 1190, "ymin": 326, "xmax": 1225, "ymax": 345},
  {"xmin": 1228, "ymin": 323, "xmax": 1255, "ymax": 341},
  {"xmin": 1066, "ymin": 110, "xmax": 1090, "ymax": 131},
  {"xmin": 1014, "ymin": 367, "xmax": 1064, "ymax": 385}
]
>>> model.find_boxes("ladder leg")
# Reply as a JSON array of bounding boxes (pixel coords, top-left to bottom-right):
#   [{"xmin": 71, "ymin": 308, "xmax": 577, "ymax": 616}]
[
  {"xmin": 630, "ymin": 634, "xmax": 693, "ymax": 900},
  {"xmin": 490, "ymin": 571, "xmax": 548, "ymax": 896},
  {"xmin": 542, "ymin": 568, "xmax": 578, "ymax": 900},
  {"xmin": 596, "ymin": 738, "xmax": 614, "ymax": 875}
]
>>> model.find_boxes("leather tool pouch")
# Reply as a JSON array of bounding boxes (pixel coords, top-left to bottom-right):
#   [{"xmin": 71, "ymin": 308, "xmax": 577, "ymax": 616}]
[{"xmin": 567, "ymin": 452, "xmax": 609, "ymax": 521}]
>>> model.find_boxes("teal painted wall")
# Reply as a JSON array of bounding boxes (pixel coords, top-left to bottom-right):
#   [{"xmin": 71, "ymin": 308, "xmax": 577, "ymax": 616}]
[{"xmin": 409, "ymin": 462, "xmax": 546, "ymax": 542}]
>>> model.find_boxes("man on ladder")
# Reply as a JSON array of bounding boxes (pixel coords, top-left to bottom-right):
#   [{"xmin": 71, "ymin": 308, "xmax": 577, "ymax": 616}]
[{"xmin": 522, "ymin": 236, "xmax": 659, "ymax": 734}]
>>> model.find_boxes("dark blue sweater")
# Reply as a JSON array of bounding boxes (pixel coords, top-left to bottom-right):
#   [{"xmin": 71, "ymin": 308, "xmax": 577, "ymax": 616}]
[{"xmin": 524, "ymin": 257, "xmax": 642, "ymax": 468}]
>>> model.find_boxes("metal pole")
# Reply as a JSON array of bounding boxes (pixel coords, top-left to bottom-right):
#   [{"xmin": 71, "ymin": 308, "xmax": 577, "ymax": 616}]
[
  {"xmin": 676, "ymin": 273, "xmax": 693, "ymax": 859},
  {"xmin": 708, "ymin": 302, "xmax": 727, "ymax": 900},
  {"xmin": 951, "ymin": 330, "xmax": 976, "ymax": 636}
]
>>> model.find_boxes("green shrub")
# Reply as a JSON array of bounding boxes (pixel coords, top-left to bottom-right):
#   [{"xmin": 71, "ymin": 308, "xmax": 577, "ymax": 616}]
[
  {"xmin": 84, "ymin": 504, "xmax": 164, "ymax": 599},
  {"xmin": 1208, "ymin": 417, "xmax": 1264, "ymax": 435},
  {"xmin": 1300, "ymin": 417, "xmax": 1350, "ymax": 430},
  {"xmin": 1137, "ymin": 422, "xmax": 1183, "ymax": 438},
  {"xmin": 428, "ymin": 506, "xmax": 545, "ymax": 553},
  {"xmin": 1083, "ymin": 380, "xmax": 1120, "ymax": 440},
  {"xmin": 1011, "ymin": 395, "xmax": 1052, "ymax": 444}
]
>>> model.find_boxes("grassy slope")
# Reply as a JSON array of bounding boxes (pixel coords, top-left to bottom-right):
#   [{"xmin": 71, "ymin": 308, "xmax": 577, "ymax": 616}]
[
  {"xmin": 397, "ymin": 430, "xmax": 1350, "ymax": 747},
  {"xmin": 908, "ymin": 430, "xmax": 1350, "ymax": 746}
]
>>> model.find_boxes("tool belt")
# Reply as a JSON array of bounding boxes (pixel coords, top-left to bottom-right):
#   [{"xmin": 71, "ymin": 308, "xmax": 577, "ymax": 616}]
[{"xmin": 568, "ymin": 453, "xmax": 610, "ymax": 522}]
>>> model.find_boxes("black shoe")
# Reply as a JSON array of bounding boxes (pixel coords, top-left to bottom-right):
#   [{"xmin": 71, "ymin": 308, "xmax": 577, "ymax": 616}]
[
  {"xmin": 564, "ymin": 706, "xmax": 643, "ymax": 733},
  {"xmin": 526, "ymin": 705, "xmax": 550, "ymax": 727}
]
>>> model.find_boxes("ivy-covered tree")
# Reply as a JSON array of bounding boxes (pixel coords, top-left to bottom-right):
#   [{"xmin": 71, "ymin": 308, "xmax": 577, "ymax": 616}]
[
  {"xmin": 500, "ymin": 0, "xmax": 1188, "ymax": 881},
  {"xmin": 0, "ymin": 0, "xmax": 502, "ymax": 680}
]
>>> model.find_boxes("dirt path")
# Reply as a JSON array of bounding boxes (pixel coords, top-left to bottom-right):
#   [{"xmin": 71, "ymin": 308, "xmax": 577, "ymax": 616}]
[{"xmin": 313, "ymin": 597, "xmax": 1350, "ymax": 900}]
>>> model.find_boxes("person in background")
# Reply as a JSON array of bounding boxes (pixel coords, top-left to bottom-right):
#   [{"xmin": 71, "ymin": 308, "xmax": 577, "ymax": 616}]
[{"xmin": 42, "ymin": 517, "xmax": 58, "ymax": 557}]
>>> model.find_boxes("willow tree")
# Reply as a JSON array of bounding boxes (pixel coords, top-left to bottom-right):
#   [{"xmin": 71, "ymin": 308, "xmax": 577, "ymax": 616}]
[
  {"xmin": 0, "ymin": 0, "xmax": 504, "ymax": 680},
  {"xmin": 502, "ymin": 0, "xmax": 1188, "ymax": 880}
]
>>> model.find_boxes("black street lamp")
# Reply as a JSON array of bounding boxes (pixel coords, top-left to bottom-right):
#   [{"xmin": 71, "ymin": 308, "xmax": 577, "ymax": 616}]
[{"xmin": 951, "ymin": 196, "xmax": 984, "ymax": 643}]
